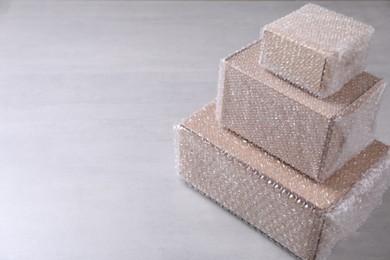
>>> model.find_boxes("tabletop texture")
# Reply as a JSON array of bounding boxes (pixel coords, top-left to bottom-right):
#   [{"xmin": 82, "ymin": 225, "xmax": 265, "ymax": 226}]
[{"xmin": 0, "ymin": 1, "xmax": 389, "ymax": 260}]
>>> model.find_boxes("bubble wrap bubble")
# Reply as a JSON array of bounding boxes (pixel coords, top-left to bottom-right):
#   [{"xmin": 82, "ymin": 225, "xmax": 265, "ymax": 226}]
[
  {"xmin": 176, "ymin": 103, "xmax": 390, "ymax": 260},
  {"xmin": 217, "ymin": 41, "xmax": 385, "ymax": 182},
  {"xmin": 259, "ymin": 3, "xmax": 374, "ymax": 98}
]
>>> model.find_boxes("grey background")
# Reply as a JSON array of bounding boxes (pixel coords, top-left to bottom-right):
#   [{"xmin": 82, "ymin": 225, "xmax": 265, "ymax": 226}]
[{"xmin": 0, "ymin": 1, "xmax": 389, "ymax": 260}]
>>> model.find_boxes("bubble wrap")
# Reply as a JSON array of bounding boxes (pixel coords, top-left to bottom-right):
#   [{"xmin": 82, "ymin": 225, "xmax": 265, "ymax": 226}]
[
  {"xmin": 259, "ymin": 3, "xmax": 374, "ymax": 98},
  {"xmin": 217, "ymin": 41, "xmax": 385, "ymax": 182},
  {"xmin": 176, "ymin": 103, "xmax": 390, "ymax": 260}
]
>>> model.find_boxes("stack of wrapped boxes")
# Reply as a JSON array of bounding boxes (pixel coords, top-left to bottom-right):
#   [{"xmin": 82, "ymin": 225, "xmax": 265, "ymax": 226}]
[{"xmin": 175, "ymin": 4, "xmax": 390, "ymax": 260}]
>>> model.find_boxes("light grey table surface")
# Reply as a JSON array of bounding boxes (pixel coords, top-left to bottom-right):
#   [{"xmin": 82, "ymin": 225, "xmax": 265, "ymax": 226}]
[{"xmin": 0, "ymin": 1, "xmax": 389, "ymax": 260}]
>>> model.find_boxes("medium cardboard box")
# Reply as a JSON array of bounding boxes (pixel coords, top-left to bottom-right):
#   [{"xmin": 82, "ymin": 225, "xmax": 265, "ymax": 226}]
[
  {"xmin": 176, "ymin": 103, "xmax": 390, "ymax": 260},
  {"xmin": 217, "ymin": 41, "xmax": 385, "ymax": 182},
  {"xmin": 259, "ymin": 4, "xmax": 374, "ymax": 98}
]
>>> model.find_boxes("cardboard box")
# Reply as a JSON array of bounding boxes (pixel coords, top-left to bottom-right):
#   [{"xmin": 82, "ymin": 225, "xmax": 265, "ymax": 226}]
[
  {"xmin": 259, "ymin": 4, "xmax": 374, "ymax": 98},
  {"xmin": 176, "ymin": 103, "xmax": 390, "ymax": 260},
  {"xmin": 217, "ymin": 41, "xmax": 385, "ymax": 182}
]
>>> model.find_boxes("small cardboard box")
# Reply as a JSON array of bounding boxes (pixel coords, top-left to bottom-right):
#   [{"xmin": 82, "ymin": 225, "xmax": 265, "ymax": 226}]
[
  {"xmin": 259, "ymin": 4, "xmax": 374, "ymax": 98},
  {"xmin": 176, "ymin": 103, "xmax": 390, "ymax": 260},
  {"xmin": 217, "ymin": 41, "xmax": 385, "ymax": 182}
]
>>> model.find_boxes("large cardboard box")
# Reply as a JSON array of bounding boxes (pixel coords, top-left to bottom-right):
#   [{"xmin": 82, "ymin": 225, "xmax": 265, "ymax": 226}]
[{"xmin": 177, "ymin": 103, "xmax": 390, "ymax": 260}]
